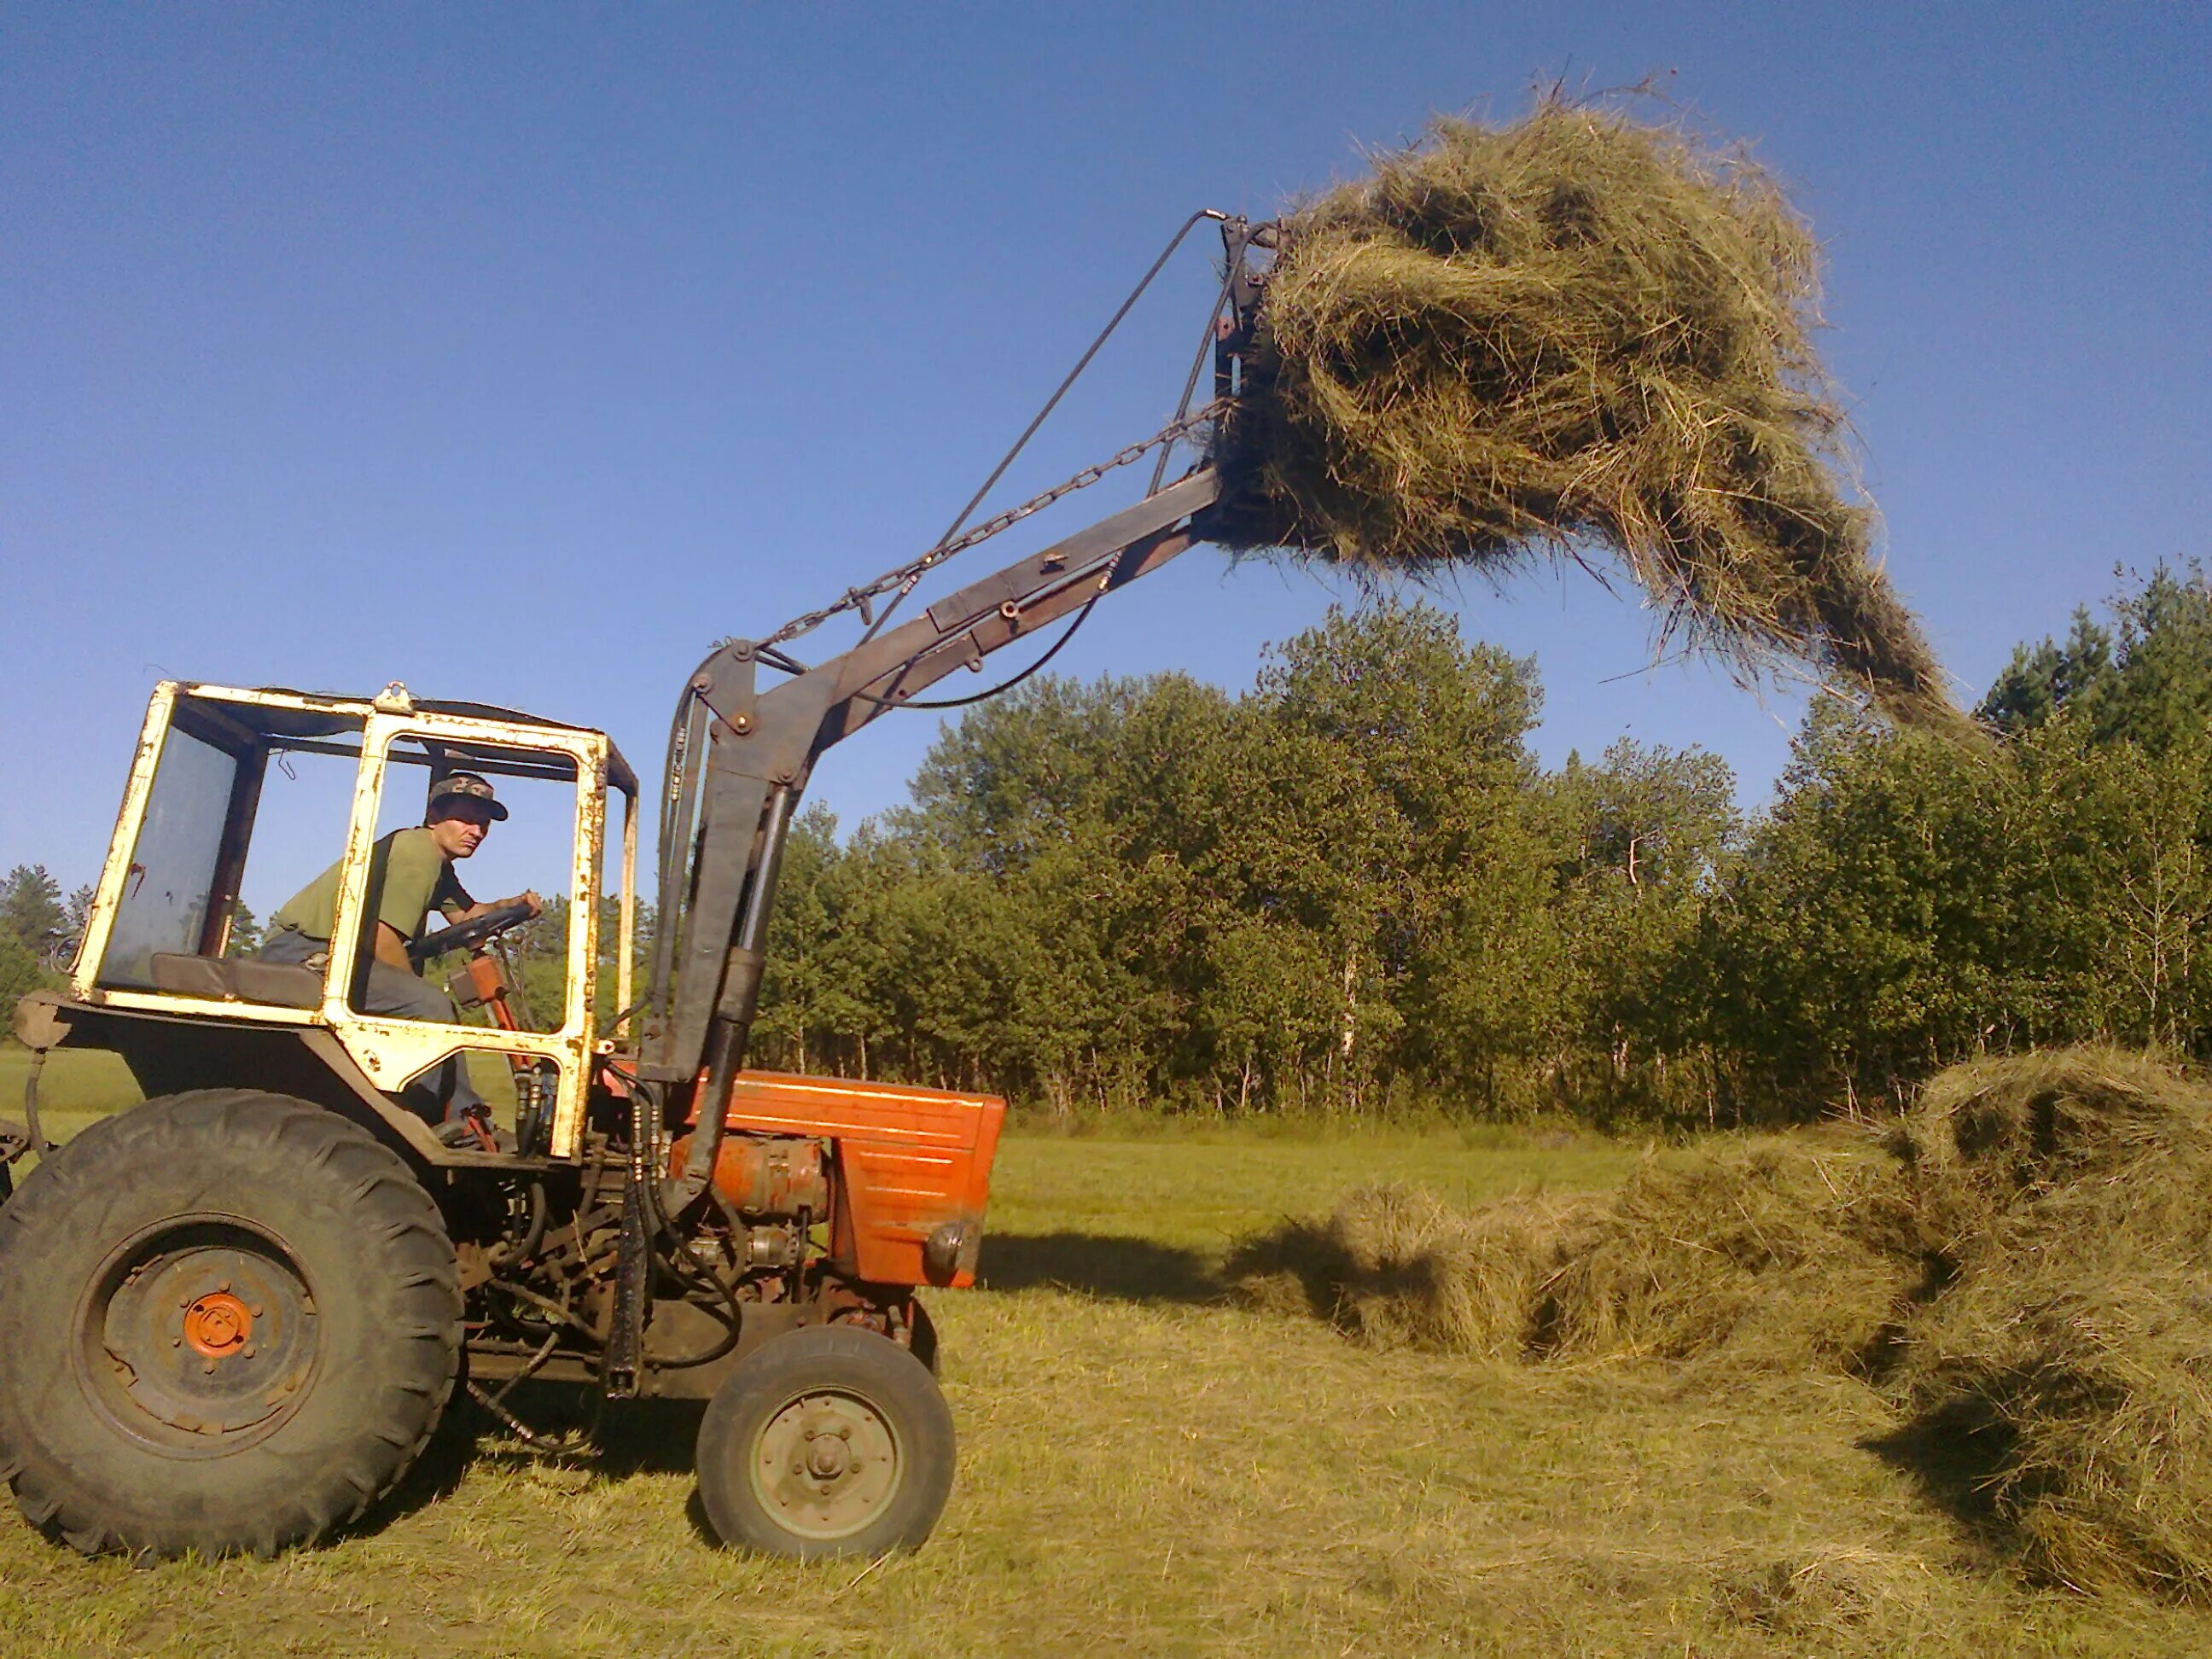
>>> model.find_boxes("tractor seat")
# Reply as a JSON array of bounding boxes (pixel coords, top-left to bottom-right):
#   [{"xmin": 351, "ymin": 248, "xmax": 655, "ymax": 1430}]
[{"xmin": 148, "ymin": 953, "xmax": 324, "ymax": 1010}]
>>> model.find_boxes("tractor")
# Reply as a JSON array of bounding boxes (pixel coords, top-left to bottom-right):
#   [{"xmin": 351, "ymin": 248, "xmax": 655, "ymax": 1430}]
[{"xmin": 0, "ymin": 213, "xmax": 1273, "ymax": 1559}]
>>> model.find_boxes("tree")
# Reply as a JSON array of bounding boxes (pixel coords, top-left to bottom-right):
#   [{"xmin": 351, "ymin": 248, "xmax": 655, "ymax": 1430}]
[
  {"xmin": 1980, "ymin": 562, "xmax": 2212, "ymax": 754},
  {"xmin": 1, "ymin": 865, "xmax": 66, "ymax": 961},
  {"xmin": 62, "ymin": 884, "xmax": 94, "ymax": 943},
  {"xmin": 0, "ymin": 933, "xmax": 40, "ymax": 1015},
  {"xmin": 225, "ymin": 901, "xmax": 264, "ymax": 959}
]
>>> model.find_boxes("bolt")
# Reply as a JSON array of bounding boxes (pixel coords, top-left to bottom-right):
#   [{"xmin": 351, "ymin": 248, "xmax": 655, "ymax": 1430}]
[
  {"xmin": 240, "ymin": 1345, "xmax": 257, "ymax": 1359},
  {"xmin": 218, "ymin": 1281, "xmax": 231, "ymax": 1294},
  {"xmin": 202, "ymin": 1360, "xmax": 216, "ymax": 1376},
  {"xmin": 172, "ymin": 1337, "xmax": 182, "ymax": 1348},
  {"xmin": 248, "ymin": 1304, "xmax": 265, "ymax": 1318}
]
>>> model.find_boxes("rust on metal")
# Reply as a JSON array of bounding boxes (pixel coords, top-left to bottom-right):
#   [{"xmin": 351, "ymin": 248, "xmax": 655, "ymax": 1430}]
[{"xmin": 665, "ymin": 1130, "xmax": 830, "ymax": 1218}]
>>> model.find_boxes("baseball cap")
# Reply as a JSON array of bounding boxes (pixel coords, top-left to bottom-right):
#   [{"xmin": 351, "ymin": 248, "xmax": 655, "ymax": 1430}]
[{"xmin": 428, "ymin": 772, "xmax": 509, "ymax": 821}]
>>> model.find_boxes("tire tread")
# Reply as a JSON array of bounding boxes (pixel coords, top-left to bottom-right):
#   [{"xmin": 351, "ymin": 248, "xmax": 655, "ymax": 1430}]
[{"xmin": 0, "ymin": 1090, "xmax": 462, "ymax": 1558}]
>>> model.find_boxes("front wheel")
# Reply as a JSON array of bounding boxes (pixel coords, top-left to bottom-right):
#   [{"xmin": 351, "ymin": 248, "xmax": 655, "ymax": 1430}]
[{"xmin": 695, "ymin": 1324, "xmax": 955, "ymax": 1559}]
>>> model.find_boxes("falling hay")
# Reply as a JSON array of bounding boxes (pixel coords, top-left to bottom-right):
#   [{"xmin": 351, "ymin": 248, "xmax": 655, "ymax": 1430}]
[
  {"xmin": 1211, "ymin": 96, "xmax": 1967, "ymax": 735},
  {"xmin": 1229, "ymin": 1047, "xmax": 2212, "ymax": 1599}
]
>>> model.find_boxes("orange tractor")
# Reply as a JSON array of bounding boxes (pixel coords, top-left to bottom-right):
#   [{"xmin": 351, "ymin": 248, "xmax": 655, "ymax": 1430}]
[{"xmin": 0, "ymin": 214, "xmax": 1272, "ymax": 1558}]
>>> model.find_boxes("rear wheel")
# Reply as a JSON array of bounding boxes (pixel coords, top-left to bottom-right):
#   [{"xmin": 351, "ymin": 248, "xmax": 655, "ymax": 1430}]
[
  {"xmin": 0, "ymin": 1091, "xmax": 461, "ymax": 1557},
  {"xmin": 695, "ymin": 1324, "xmax": 955, "ymax": 1559}
]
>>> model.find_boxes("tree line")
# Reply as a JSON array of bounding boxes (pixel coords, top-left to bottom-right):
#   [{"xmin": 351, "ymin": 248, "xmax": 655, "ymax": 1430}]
[
  {"xmin": 15, "ymin": 563, "xmax": 2212, "ymax": 1126},
  {"xmin": 742, "ymin": 563, "xmax": 2212, "ymax": 1124}
]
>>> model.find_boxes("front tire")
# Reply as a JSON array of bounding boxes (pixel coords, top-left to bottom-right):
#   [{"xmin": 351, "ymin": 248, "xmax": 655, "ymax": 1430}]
[
  {"xmin": 696, "ymin": 1324, "xmax": 955, "ymax": 1559},
  {"xmin": 0, "ymin": 1091, "xmax": 462, "ymax": 1557}
]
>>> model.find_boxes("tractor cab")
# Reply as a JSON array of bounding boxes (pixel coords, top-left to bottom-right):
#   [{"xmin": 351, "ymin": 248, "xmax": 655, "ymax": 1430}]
[{"xmin": 58, "ymin": 679, "xmax": 638, "ymax": 1163}]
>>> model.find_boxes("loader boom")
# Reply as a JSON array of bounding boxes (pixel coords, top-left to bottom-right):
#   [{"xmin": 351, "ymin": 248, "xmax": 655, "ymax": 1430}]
[{"xmin": 642, "ymin": 467, "xmax": 1225, "ymax": 1205}]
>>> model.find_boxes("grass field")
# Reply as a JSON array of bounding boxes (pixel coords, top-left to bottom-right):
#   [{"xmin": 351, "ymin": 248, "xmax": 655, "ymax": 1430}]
[{"xmin": 3, "ymin": 1050, "xmax": 2209, "ymax": 1656}]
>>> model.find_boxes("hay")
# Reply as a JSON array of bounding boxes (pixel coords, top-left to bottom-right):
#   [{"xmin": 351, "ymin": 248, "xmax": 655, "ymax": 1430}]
[
  {"xmin": 1225, "ymin": 1183, "xmax": 1586, "ymax": 1358},
  {"xmin": 1230, "ymin": 1047, "xmax": 2212, "ymax": 1600},
  {"xmin": 1891, "ymin": 1047, "xmax": 2212, "ymax": 1598},
  {"xmin": 1900, "ymin": 1238, "xmax": 2212, "ymax": 1598},
  {"xmin": 1229, "ymin": 1143, "xmax": 1918, "ymax": 1372},
  {"xmin": 1212, "ymin": 96, "xmax": 1965, "ymax": 734},
  {"xmin": 1897, "ymin": 1045, "xmax": 2212, "ymax": 1249},
  {"xmin": 1535, "ymin": 1145, "xmax": 1921, "ymax": 1372},
  {"xmin": 1708, "ymin": 1547, "xmax": 1936, "ymax": 1639}
]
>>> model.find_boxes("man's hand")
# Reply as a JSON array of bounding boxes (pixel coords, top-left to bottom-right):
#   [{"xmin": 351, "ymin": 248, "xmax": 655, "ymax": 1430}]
[{"xmin": 457, "ymin": 892, "xmax": 544, "ymax": 923}]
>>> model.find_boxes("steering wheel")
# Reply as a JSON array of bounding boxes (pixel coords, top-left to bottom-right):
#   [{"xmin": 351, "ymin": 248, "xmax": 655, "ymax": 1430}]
[{"xmin": 407, "ymin": 899, "xmax": 538, "ymax": 966}]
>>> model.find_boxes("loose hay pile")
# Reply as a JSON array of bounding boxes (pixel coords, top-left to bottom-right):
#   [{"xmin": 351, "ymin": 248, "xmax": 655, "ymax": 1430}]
[
  {"xmin": 1230, "ymin": 1047, "xmax": 2212, "ymax": 1599},
  {"xmin": 1227, "ymin": 1142, "xmax": 1921, "ymax": 1373},
  {"xmin": 1534, "ymin": 1145, "xmax": 1922, "ymax": 1372},
  {"xmin": 1894, "ymin": 1050, "xmax": 2212, "ymax": 1599},
  {"xmin": 1227, "ymin": 1184, "xmax": 1592, "ymax": 1359},
  {"xmin": 1212, "ymin": 96, "xmax": 1965, "ymax": 734}
]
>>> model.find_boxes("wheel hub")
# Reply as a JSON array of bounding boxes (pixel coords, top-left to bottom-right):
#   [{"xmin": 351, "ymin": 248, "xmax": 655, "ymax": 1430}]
[
  {"xmin": 182, "ymin": 1291, "xmax": 253, "ymax": 1358},
  {"xmin": 805, "ymin": 1433, "xmax": 852, "ymax": 1479},
  {"xmin": 751, "ymin": 1390, "xmax": 902, "ymax": 1541},
  {"xmin": 79, "ymin": 1220, "xmax": 320, "ymax": 1453}
]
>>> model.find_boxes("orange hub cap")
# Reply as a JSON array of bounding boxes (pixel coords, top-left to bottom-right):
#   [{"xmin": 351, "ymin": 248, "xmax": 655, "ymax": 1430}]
[{"xmin": 182, "ymin": 1291, "xmax": 253, "ymax": 1359}]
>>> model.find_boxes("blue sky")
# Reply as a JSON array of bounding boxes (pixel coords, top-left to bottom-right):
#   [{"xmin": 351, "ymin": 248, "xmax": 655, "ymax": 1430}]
[{"xmin": 3, "ymin": 3, "xmax": 2206, "ymax": 912}]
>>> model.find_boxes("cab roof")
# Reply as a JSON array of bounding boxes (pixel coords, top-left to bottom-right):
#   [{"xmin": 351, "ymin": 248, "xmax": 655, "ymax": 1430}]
[{"xmin": 168, "ymin": 681, "xmax": 640, "ymax": 795}]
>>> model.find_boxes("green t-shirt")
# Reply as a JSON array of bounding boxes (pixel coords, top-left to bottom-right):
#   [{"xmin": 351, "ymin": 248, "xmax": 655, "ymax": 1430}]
[{"xmin": 271, "ymin": 827, "xmax": 469, "ymax": 946}]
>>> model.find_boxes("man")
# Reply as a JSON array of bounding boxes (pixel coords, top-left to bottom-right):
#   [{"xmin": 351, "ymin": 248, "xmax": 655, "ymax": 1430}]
[{"xmin": 262, "ymin": 772, "xmax": 542, "ymax": 1130}]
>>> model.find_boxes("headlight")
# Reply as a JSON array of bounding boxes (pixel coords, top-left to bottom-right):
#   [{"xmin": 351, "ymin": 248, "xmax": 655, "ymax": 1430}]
[{"xmin": 923, "ymin": 1220, "xmax": 969, "ymax": 1284}]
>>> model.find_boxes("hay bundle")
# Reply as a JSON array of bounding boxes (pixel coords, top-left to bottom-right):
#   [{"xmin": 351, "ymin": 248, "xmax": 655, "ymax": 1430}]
[
  {"xmin": 1225, "ymin": 1183, "xmax": 1585, "ymax": 1359},
  {"xmin": 1229, "ymin": 1144, "xmax": 1917, "ymax": 1371},
  {"xmin": 1898, "ymin": 1045, "xmax": 2212, "ymax": 1246},
  {"xmin": 1213, "ymin": 97, "xmax": 1964, "ymax": 733},
  {"xmin": 1534, "ymin": 1145, "xmax": 1921, "ymax": 1371},
  {"xmin": 1900, "ymin": 1233, "xmax": 2212, "ymax": 1598}
]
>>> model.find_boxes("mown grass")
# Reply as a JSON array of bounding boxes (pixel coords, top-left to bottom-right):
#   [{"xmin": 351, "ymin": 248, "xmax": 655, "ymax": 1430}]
[{"xmin": 3, "ymin": 1050, "xmax": 2209, "ymax": 1655}]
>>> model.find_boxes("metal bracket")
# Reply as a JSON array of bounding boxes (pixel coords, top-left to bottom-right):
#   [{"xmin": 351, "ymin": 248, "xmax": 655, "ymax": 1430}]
[{"xmin": 601, "ymin": 1175, "xmax": 651, "ymax": 1400}]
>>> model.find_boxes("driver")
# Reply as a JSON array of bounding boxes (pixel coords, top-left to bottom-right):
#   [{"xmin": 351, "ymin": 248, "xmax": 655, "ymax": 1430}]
[{"xmin": 260, "ymin": 772, "xmax": 543, "ymax": 1130}]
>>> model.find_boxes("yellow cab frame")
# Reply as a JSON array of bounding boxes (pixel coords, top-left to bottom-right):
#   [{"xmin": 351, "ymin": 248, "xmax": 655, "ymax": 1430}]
[{"xmin": 49, "ymin": 679, "xmax": 638, "ymax": 1167}]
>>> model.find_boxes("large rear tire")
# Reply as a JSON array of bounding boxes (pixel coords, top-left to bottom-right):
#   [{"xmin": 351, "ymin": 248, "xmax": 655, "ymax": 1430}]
[
  {"xmin": 695, "ymin": 1324, "xmax": 955, "ymax": 1560},
  {"xmin": 0, "ymin": 1091, "xmax": 462, "ymax": 1557}
]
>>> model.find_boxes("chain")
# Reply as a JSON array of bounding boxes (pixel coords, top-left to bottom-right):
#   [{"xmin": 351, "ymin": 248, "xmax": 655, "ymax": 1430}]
[{"xmin": 752, "ymin": 399, "xmax": 1226, "ymax": 652}]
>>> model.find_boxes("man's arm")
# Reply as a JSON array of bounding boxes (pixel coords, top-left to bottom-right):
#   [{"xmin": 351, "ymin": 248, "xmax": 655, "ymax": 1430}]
[
  {"xmin": 446, "ymin": 890, "xmax": 545, "ymax": 923},
  {"xmin": 371, "ymin": 921, "xmax": 416, "ymax": 971},
  {"xmin": 433, "ymin": 866, "xmax": 542, "ymax": 924}
]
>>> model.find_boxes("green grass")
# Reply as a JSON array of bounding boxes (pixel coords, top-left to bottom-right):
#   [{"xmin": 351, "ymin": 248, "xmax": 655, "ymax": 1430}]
[
  {"xmin": 3, "ymin": 1051, "xmax": 2209, "ymax": 1654},
  {"xmin": 0, "ymin": 1043, "xmax": 139, "ymax": 1150}
]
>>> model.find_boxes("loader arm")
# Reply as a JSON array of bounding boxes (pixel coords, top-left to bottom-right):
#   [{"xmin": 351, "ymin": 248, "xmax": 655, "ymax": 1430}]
[{"xmin": 639, "ymin": 466, "xmax": 1224, "ymax": 1206}]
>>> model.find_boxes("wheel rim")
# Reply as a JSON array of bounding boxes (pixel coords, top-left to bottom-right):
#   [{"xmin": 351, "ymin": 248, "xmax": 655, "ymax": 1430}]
[
  {"xmin": 75, "ymin": 1214, "xmax": 322, "ymax": 1456},
  {"xmin": 747, "ymin": 1386, "xmax": 905, "ymax": 1541}
]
